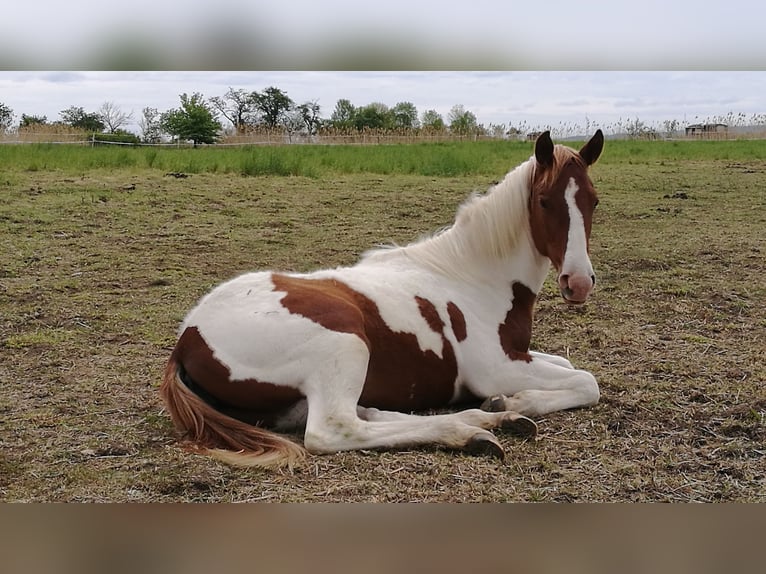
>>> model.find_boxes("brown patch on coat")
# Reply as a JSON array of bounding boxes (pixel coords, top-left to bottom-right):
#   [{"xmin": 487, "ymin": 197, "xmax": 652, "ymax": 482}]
[
  {"xmin": 272, "ymin": 273, "xmax": 457, "ymax": 412},
  {"xmin": 415, "ymin": 296, "xmax": 444, "ymax": 333},
  {"xmin": 172, "ymin": 325, "xmax": 303, "ymax": 426},
  {"xmin": 447, "ymin": 301, "xmax": 467, "ymax": 342},
  {"xmin": 498, "ymin": 282, "xmax": 536, "ymax": 362}
]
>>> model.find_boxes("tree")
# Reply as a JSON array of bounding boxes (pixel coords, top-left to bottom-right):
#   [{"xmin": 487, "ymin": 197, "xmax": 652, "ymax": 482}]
[
  {"xmin": 391, "ymin": 102, "xmax": 419, "ymax": 129},
  {"xmin": 283, "ymin": 109, "xmax": 306, "ymax": 143},
  {"xmin": 60, "ymin": 106, "xmax": 106, "ymax": 132},
  {"xmin": 252, "ymin": 86, "xmax": 294, "ymax": 129},
  {"xmin": 0, "ymin": 102, "xmax": 14, "ymax": 133},
  {"xmin": 625, "ymin": 117, "xmax": 657, "ymax": 140},
  {"xmin": 19, "ymin": 114, "xmax": 47, "ymax": 128},
  {"xmin": 420, "ymin": 109, "xmax": 445, "ymax": 131},
  {"xmin": 329, "ymin": 99, "xmax": 356, "ymax": 130},
  {"xmin": 138, "ymin": 107, "xmax": 162, "ymax": 143},
  {"xmin": 296, "ymin": 101, "xmax": 322, "ymax": 137},
  {"xmin": 448, "ymin": 104, "xmax": 478, "ymax": 137},
  {"xmin": 160, "ymin": 93, "xmax": 221, "ymax": 147},
  {"xmin": 98, "ymin": 101, "xmax": 133, "ymax": 133},
  {"xmin": 209, "ymin": 88, "xmax": 256, "ymax": 133},
  {"xmin": 354, "ymin": 102, "xmax": 392, "ymax": 130}
]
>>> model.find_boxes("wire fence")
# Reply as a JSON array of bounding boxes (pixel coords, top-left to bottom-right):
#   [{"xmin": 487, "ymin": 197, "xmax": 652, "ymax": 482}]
[
  {"xmin": 0, "ymin": 131, "xmax": 516, "ymax": 147},
  {"xmin": 2, "ymin": 127, "xmax": 766, "ymax": 147}
]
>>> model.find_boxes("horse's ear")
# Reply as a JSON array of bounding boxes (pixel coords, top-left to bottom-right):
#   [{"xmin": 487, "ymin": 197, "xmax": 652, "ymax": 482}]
[
  {"xmin": 580, "ymin": 129, "xmax": 604, "ymax": 166},
  {"xmin": 535, "ymin": 131, "xmax": 554, "ymax": 169}
]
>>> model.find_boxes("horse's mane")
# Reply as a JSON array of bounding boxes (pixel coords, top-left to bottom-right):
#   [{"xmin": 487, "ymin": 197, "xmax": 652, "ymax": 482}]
[
  {"xmin": 533, "ymin": 145, "xmax": 583, "ymax": 192},
  {"xmin": 362, "ymin": 155, "xmax": 535, "ymax": 277},
  {"xmin": 361, "ymin": 145, "xmax": 580, "ymax": 279},
  {"xmin": 451, "ymin": 157, "xmax": 536, "ymax": 259}
]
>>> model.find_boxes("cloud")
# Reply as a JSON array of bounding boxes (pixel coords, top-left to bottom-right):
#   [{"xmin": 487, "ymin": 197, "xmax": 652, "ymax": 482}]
[
  {"xmin": 40, "ymin": 72, "xmax": 87, "ymax": 84},
  {"xmin": 2, "ymin": 71, "xmax": 765, "ymax": 139}
]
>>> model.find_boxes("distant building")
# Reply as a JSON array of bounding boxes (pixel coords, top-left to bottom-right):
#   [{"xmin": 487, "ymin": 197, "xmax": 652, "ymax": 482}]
[{"xmin": 685, "ymin": 123, "xmax": 728, "ymax": 138}]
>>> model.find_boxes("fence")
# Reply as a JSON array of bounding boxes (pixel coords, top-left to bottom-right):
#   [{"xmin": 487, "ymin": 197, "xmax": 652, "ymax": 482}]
[
  {"xmin": 0, "ymin": 132, "xmax": 516, "ymax": 147},
  {"xmin": 2, "ymin": 127, "xmax": 766, "ymax": 146}
]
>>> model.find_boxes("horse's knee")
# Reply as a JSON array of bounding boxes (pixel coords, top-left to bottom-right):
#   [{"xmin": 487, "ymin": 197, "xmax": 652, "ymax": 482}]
[
  {"xmin": 557, "ymin": 357, "xmax": 575, "ymax": 369},
  {"xmin": 304, "ymin": 425, "xmax": 347, "ymax": 454},
  {"xmin": 580, "ymin": 372, "xmax": 600, "ymax": 406},
  {"xmin": 303, "ymin": 412, "xmax": 363, "ymax": 454},
  {"xmin": 531, "ymin": 351, "xmax": 574, "ymax": 369},
  {"xmin": 303, "ymin": 432, "xmax": 334, "ymax": 454}
]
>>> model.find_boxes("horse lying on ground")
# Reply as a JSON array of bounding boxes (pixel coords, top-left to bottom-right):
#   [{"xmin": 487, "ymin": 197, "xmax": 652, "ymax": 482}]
[{"xmin": 161, "ymin": 130, "xmax": 605, "ymax": 468}]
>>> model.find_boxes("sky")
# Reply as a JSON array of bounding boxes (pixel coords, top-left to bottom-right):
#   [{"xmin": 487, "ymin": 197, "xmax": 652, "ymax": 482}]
[
  {"xmin": 2, "ymin": 1, "xmax": 765, "ymax": 136},
  {"xmin": 2, "ymin": 0, "xmax": 766, "ymax": 69},
  {"xmin": 2, "ymin": 71, "xmax": 765, "ymax": 136}
]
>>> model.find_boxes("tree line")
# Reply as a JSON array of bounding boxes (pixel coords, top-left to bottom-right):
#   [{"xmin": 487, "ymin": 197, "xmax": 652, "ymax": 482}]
[{"xmin": 0, "ymin": 86, "xmax": 508, "ymax": 147}]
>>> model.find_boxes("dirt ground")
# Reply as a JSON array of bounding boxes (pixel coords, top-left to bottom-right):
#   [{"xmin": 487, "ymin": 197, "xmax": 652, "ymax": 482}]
[{"xmin": 1, "ymin": 159, "xmax": 764, "ymax": 501}]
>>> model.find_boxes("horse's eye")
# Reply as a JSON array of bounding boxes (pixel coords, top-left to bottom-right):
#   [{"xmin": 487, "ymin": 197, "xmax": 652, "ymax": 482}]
[{"xmin": 539, "ymin": 197, "xmax": 549, "ymax": 209}]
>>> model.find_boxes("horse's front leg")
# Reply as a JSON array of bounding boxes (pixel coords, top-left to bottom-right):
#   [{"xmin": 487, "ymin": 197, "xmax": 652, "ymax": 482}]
[
  {"xmin": 529, "ymin": 350, "xmax": 574, "ymax": 369},
  {"xmin": 478, "ymin": 356, "xmax": 600, "ymax": 418}
]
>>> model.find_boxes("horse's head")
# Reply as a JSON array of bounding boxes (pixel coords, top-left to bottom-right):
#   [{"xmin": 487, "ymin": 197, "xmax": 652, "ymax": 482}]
[{"xmin": 529, "ymin": 130, "xmax": 604, "ymax": 304}]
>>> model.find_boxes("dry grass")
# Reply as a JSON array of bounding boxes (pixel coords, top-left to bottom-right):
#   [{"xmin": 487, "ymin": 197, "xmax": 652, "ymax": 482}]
[{"xmin": 1, "ymin": 153, "xmax": 764, "ymax": 502}]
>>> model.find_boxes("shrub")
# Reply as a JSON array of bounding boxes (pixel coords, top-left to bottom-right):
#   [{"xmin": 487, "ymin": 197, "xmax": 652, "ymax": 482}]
[{"xmin": 91, "ymin": 132, "xmax": 140, "ymax": 146}]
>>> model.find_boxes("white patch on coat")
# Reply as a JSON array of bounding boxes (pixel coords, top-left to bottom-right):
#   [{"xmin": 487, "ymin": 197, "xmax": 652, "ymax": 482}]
[{"xmin": 561, "ymin": 178, "xmax": 594, "ymax": 279}]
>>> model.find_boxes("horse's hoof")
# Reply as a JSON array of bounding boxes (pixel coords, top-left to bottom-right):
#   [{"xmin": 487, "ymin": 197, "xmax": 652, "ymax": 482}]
[
  {"xmin": 501, "ymin": 414, "xmax": 538, "ymax": 438},
  {"xmin": 481, "ymin": 394, "xmax": 507, "ymax": 412},
  {"xmin": 466, "ymin": 434, "xmax": 505, "ymax": 461}
]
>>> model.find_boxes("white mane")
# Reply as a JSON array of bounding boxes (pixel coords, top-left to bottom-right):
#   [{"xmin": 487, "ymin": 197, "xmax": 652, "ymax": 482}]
[{"xmin": 362, "ymin": 156, "xmax": 536, "ymax": 279}]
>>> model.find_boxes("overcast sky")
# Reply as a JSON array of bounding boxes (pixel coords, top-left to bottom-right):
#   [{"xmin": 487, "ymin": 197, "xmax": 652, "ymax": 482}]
[
  {"xmin": 2, "ymin": 71, "xmax": 765, "ymax": 136},
  {"xmin": 2, "ymin": 1, "xmax": 765, "ymax": 135},
  {"xmin": 2, "ymin": 0, "xmax": 765, "ymax": 69}
]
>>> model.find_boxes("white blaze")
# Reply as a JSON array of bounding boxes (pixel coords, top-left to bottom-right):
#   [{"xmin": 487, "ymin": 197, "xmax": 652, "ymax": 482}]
[{"xmin": 562, "ymin": 178, "xmax": 594, "ymax": 279}]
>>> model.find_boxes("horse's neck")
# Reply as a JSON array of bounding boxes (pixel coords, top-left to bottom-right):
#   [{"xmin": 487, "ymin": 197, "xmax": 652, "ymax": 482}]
[{"xmin": 403, "ymin": 159, "xmax": 550, "ymax": 290}]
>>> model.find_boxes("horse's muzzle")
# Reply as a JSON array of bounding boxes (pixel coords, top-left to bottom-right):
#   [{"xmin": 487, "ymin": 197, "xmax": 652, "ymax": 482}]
[{"xmin": 558, "ymin": 273, "xmax": 595, "ymax": 304}]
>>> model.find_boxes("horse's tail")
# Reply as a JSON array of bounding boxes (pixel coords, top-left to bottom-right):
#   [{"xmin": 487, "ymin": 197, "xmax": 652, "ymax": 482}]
[{"xmin": 159, "ymin": 356, "xmax": 307, "ymax": 469}]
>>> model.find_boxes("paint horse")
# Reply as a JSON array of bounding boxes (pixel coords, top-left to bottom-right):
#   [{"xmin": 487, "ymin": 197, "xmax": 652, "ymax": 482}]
[{"xmin": 161, "ymin": 130, "xmax": 605, "ymax": 468}]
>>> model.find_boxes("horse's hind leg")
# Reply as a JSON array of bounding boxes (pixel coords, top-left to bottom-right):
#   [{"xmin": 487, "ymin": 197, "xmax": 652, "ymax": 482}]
[
  {"xmin": 358, "ymin": 406, "xmax": 537, "ymax": 439},
  {"xmin": 272, "ymin": 399, "xmax": 309, "ymax": 432},
  {"xmin": 308, "ymin": 403, "xmax": 517, "ymax": 459},
  {"xmin": 299, "ymin": 337, "xmax": 534, "ymax": 458}
]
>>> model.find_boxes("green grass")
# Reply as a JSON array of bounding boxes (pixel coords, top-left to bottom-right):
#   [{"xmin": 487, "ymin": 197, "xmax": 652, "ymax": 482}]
[
  {"xmin": 0, "ymin": 140, "xmax": 532, "ymax": 177},
  {"xmin": 4, "ymin": 328, "xmax": 77, "ymax": 349},
  {"xmin": 3, "ymin": 138, "xmax": 764, "ymax": 178}
]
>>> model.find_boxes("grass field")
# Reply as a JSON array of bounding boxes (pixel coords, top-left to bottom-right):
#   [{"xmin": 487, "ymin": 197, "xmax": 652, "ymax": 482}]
[
  {"xmin": 1, "ymin": 140, "xmax": 764, "ymax": 501},
  {"xmin": 2, "ymin": 138, "xmax": 765, "ymax": 177}
]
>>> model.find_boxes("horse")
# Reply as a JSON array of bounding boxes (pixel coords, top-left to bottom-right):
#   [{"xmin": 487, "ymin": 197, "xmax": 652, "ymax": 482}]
[{"xmin": 160, "ymin": 130, "xmax": 605, "ymax": 468}]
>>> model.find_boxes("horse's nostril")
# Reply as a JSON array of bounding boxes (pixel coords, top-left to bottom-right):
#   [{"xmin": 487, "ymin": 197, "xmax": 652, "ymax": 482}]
[{"xmin": 591, "ymin": 274, "xmax": 596, "ymax": 286}]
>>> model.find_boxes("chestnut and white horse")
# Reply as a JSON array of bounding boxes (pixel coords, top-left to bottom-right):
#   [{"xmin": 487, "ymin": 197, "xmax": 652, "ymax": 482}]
[{"xmin": 161, "ymin": 130, "xmax": 604, "ymax": 468}]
